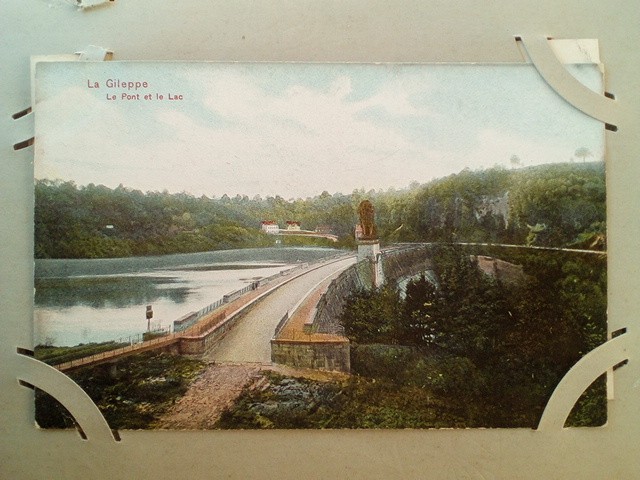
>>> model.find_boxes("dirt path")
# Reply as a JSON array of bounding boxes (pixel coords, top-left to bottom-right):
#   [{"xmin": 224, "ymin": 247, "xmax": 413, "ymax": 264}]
[
  {"xmin": 153, "ymin": 362, "xmax": 349, "ymax": 429},
  {"xmin": 153, "ymin": 363, "xmax": 265, "ymax": 429}
]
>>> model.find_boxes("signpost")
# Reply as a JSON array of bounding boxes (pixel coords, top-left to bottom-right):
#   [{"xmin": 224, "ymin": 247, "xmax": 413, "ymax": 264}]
[{"xmin": 146, "ymin": 305, "xmax": 153, "ymax": 332}]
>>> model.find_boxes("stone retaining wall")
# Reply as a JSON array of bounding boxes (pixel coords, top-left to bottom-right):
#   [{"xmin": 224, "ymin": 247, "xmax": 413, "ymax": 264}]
[
  {"xmin": 173, "ymin": 312, "xmax": 198, "ymax": 332},
  {"xmin": 312, "ymin": 246, "xmax": 432, "ymax": 335},
  {"xmin": 270, "ymin": 339, "xmax": 350, "ymax": 373},
  {"xmin": 312, "ymin": 260, "xmax": 373, "ymax": 334},
  {"xmin": 381, "ymin": 246, "xmax": 433, "ymax": 283},
  {"xmin": 177, "ymin": 311, "xmax": 246, "ymax": 355}
]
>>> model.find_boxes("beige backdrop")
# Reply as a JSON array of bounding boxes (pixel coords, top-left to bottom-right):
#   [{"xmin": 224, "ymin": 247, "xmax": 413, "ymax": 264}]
[{"xmin": 1, "ymin": 1, "xmax": 639, "ymax": 478}]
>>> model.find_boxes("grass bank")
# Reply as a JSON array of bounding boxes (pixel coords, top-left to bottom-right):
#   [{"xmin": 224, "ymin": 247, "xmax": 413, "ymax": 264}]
[{"xmin": 35, "ymin": 351, "xmax": 206, "ymax": 429}]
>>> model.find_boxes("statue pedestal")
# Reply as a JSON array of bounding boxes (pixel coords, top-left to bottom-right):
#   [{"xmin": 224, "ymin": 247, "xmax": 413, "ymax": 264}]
[
  {"xmin": 357, "ymin": 239, "xmax": 380, "ymax": 262},
  {"xmin": 357, "ymin": 239, "xmax": 384, "ymax": 288}
]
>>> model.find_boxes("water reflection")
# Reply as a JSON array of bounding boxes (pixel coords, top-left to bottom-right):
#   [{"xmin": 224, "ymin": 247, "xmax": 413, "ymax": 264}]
[
  {"xmin": 35, "ymin": 275, "xmax": 191, "ymax": 309},
  {"xmin": 35, "ymin": 247, "xmax": 337, "ymax": 278},
  {"xmin": 34, "ymin": 247, "xmax": 343, "ymax": 346}
]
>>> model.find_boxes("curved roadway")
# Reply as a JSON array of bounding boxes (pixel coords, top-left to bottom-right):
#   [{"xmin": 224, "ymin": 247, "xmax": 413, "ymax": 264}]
[{"xmin": 204, "ymin": 256, "xmax": 356, "ymax": 363}]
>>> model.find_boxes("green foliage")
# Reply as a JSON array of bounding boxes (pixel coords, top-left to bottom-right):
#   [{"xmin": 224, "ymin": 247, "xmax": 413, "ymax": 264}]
[
  {"xmin": 35, "ymin": 352, "xmax": 206, "ymax": 429},
  {"xmin": 340, "ymin": 245, "xmax": 607, "ymax": 428},
  {"xmin": 570, "ymin": 221, "xmax": 606, "ymax": 250},
  {"xmin": 405, "ymin": 166, "xmax": 513, "ymax": 243},
  {"xmin": 217, "ymin": 371, "xmax": 471, "ymax": 429},
  {"xmin": 401, "ymin": 162, "xmax": 605, "ymax": 246},
  {"xmin": 349, "ymin": 344, "xmax": 486, "ymax": 398},
  {"xmin": 350, "ymin": 344, "xmax": 421, "ymax": 383},
  {"xmin": 401, "ymin": 275, "xmax": 439, "ymax": 345},
  {"xmin": 35, "ymin": 341, "xmax": 128, "ymax": 365},
  {"xmin": 565, "ymin": 374, "xmax": 607, "ymax": 427},
  {"xmin": 220, "ymin": 242, "xmax": 607, "ymax": 429},
  {"xmin": 35, "ymin": 161, "xmax": 605, "ymax": 258},
  {"xmin": 509, "ymin": 162, "xmax": 605, "ymax": 247},
  {"xmin": 34, "ymin": 389, "xmax": 77, "ymax": 429},
  {"xmin": 341, "ymin": 286, "xmax": 403, "ymax": 344}
]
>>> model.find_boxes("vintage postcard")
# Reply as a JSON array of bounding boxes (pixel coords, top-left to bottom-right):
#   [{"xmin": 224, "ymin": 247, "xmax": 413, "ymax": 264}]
[{"xmin": 33, "ymin": 61, "xmax": 606, "ymax": 430}]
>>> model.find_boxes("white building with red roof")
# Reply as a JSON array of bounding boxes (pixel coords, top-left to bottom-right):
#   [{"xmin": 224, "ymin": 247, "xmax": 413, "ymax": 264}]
[
  {"xmin": 260, "ymin": 220, "xmax": 280, "ymax": 234},
  {"xmin": 286, "ymin": 221, "xmax": 301, "ymax": 231}
]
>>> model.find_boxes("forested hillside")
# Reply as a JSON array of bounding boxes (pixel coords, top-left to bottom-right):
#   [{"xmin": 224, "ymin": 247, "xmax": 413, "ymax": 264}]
[
  {"xmin": 35, "ymin": 162, "xmax": 605, "ymax": 258},
  {"xmin": 398, "ymin": 162, "xmax": 605, "ymax": 246}
]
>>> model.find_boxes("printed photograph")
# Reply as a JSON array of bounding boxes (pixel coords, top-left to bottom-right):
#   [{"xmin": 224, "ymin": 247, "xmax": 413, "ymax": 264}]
[{"xmin": 34, "ymin": 61, "xmax": 606, "ymax": 430}]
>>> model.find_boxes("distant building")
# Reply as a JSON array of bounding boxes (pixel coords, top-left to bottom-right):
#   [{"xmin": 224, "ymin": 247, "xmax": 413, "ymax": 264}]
[
  {"xmin": 286, "ymin": 221, "xmax": 301, "ymax": 231},
  {"xmin": 261, "ymin": 220, "xmax": 280, "ymax": 234}
]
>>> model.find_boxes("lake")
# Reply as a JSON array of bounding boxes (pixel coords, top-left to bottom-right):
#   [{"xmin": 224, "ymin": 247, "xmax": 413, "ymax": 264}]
[{"xmin": 34, "ymin": 247, "xmax": 341, "ymax": 346}]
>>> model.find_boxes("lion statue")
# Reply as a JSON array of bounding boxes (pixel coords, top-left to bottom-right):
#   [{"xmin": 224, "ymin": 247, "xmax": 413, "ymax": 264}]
[{"xmin": 358, "ymin": 200, "xmax": 377, "ymax": 239}]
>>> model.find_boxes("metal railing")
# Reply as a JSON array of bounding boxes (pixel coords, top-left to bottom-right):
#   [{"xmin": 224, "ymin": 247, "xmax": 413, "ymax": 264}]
[
  {"xmin": 54, "ymin": 326, "xmax": 177, "ymax": 370},
  {"xmin": 223, "ymin": 283, "xmax": 255, "ymax": 303},
  {"xmin": 197, "ymin": 298, "xmax": 224, "ymax": 317}
]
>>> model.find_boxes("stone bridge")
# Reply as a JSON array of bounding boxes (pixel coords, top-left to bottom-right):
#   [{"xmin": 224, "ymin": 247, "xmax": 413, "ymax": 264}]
[
  {"xmin": 309, "ymin": 245, "xmax": 433, "ymax": 335},
  {"xmin": 54, "ymin": 245, "xmax": 436, "ymax": 374},
  {"xmin": 54, "ymin": 243, "xmax": 602, "ymax": 374},
  {"xmin": 269, "ymin": 242, "xmax": 604, "ymax": 372},
  {"xmin": 271, "ymin": 245, "xmax": 434, "ymax": 372}
]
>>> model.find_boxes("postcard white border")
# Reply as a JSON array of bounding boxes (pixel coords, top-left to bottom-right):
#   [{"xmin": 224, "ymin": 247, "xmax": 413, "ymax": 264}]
[{"xmin": 2, "ymin": 1, "xmax": 639, "ymax": 478}]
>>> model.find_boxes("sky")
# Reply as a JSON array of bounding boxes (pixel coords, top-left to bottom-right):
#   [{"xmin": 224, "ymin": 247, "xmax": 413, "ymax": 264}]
[{"xmin": 34, "ymin": 61, "xmax": 604, "ymax": 199}]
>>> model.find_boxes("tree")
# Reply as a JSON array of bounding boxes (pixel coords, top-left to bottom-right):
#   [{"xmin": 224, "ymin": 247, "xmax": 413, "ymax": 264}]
[
  {"xmin": 341, "ymin": 286, "xmax": 403, "ymax": 344},
  {"xmin": 575, "ymin": 147, "xmax": 592, "ymax": 163},
  {"xmin": 402, "ymin": 275, "xmax": 439, "ymax": 346},
  {"xmin": 510, "ymin": 155, "xmax": 522, "ymax": 169}
]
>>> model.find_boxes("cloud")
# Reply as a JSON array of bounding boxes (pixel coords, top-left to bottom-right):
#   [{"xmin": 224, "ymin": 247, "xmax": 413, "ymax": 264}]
[
  {"xmin": 35, "ymin": 63, "xmax": 603, "ymax": 198},
  {"xmin": 141, "ymin": 72, "xmax": 439, "ymax": 196}
]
